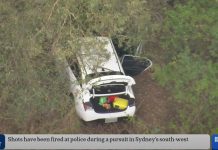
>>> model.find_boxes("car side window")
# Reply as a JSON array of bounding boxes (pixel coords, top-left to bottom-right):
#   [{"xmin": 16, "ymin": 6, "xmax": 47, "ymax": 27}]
[{"xmin": 67, "ymin": 57, "xmax": 81, "ymax": 80}]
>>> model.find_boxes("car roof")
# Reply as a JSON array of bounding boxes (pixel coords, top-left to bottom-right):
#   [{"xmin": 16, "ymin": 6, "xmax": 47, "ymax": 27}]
[{"xmin": 77, "ymin": 37, "xmax": 122, "ymax": 77}]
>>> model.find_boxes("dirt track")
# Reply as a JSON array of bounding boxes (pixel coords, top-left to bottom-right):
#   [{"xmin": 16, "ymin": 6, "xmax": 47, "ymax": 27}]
[{"xmin": 79, "ymin": 72, "xmax": 172, "ymax": 134}]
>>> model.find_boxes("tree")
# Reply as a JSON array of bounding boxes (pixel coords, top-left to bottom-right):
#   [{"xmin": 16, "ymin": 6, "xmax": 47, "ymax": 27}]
[
  {"xmin": 0, "ymin": 0, "xmax": 154, "ymax": 133},
  {"xmin": 155, "ymin": 0, "xmax": 218, "ymax": 133}
]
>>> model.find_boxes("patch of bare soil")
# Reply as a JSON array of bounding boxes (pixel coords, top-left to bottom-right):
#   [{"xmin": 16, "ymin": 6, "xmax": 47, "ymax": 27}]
[
  {"xmin": 79, "ymin": 72, "xmax": 172, "ymax": 134},
  {"xmin": 134, "ymin": 72, "xmax": 171, "ymax": 130}
]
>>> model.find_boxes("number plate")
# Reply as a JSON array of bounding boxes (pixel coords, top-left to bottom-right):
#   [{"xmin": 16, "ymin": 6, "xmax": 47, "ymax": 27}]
[{"xmin": 105, "ymin": 118, "xmax": 118, "ymax": 123}]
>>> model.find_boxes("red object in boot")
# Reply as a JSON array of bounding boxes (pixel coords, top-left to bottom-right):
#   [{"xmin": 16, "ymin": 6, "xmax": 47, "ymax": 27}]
[{"xmin": 108, "ymin": 96, "xmax": 117, "ymax": 103}]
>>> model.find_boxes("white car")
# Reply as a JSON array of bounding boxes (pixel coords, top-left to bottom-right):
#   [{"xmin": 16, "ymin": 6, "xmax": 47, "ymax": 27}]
[{"xmin": 66, "ymin": 37, "xmax": 152, "ymax": 123}]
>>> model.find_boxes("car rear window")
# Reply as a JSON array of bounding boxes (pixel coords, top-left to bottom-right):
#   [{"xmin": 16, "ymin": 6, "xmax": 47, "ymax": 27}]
[{"xmin": 85, "ymin": 71, "xmax": 123, "ymax": 81}]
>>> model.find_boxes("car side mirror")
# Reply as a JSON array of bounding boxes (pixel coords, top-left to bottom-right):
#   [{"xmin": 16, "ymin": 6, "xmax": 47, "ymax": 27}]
[{"xmin": 121, "ymin": 55, "xmax": 152, "ymax": 76}]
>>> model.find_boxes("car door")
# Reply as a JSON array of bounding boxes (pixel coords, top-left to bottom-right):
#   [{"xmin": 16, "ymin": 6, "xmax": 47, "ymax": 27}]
[{"xmin": 120, "ymin": 55, "xmax": 152, "ymax": 76}]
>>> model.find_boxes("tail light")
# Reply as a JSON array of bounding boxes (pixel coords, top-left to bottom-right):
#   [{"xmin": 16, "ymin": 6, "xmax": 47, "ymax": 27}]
[{"xmin": 83, "ymin": 102, "xmax": 93, "ymax": 111}]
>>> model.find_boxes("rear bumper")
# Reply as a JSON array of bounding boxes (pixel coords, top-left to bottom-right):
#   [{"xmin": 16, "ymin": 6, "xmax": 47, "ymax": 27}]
[{"xmin": 81, "ymin": 106, "xmax": 136, "ymax": 122}]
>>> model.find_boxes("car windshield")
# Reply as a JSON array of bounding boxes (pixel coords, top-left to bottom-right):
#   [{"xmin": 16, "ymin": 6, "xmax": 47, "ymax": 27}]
[{"xmin": 85, "ymin": 71, "xmax": 123, "ymax": 82}]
